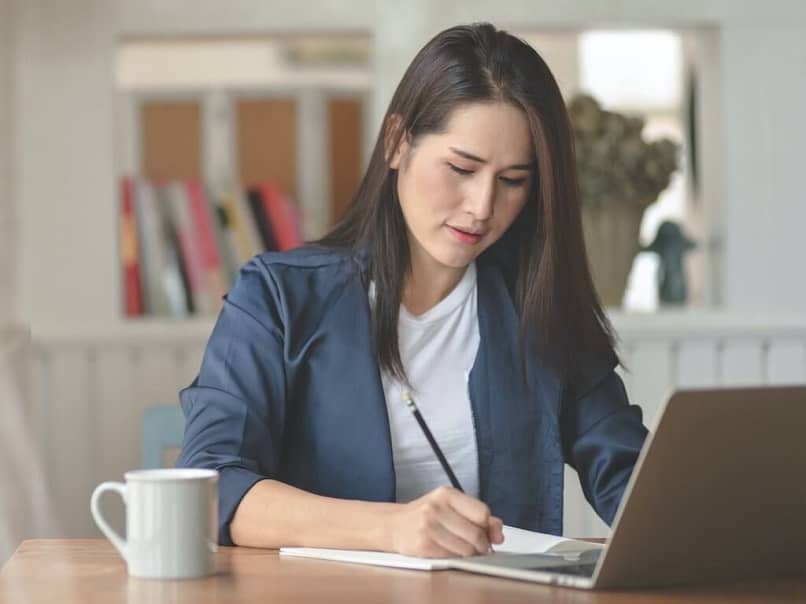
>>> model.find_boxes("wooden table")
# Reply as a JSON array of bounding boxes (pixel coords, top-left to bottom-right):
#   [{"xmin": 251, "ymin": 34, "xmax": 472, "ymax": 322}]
[{"xmin": 2, "ymin": 540, "xmax": 804, "ymax": 603}]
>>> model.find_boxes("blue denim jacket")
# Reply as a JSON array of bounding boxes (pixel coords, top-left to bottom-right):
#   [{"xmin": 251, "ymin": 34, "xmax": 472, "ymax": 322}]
[{"xmin": 176, "ymin": 246, "xmax": 648, "ymax": 545}]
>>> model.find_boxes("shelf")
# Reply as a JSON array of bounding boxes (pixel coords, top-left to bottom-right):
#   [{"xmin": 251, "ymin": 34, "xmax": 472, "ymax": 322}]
[
  {"xmin": 30, "ymin": 317, "xmax": 217, "ymax": 346},
  {"xmin": 608, "ymin": 309, "xmax": 806, "ymax": 339},
  {"xmin": 24, "ymin": 310, "xmax": 806, "ymax": 348}
]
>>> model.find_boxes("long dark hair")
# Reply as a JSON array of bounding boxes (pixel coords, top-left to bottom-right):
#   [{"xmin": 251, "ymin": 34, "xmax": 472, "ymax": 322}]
[{"xmin": 317, "ymin": 22, "xmax": 618, "ymax": 388}]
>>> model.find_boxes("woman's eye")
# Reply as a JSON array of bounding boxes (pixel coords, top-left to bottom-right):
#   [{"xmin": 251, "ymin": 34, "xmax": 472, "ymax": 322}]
[
  {"xmin": 448, "ymin": 163, "xmax": 473, "ymax": 176},
  {"xmin": 500, "ymin": 176, "xmax": 527, "ymax": 187}
]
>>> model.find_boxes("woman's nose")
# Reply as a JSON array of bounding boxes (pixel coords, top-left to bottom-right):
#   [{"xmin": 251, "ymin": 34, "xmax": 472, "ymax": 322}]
[{"xmin": 465, "ymin": 178, "xmax": 495, "ymax": 220}]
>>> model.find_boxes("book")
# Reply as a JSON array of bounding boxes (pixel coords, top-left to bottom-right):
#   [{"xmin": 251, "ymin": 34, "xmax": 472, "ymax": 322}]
[
  {"xmin": 247, "ymin": 188, "xmax": 279, "ymax": 252},
  {"xmin": 186, "ymin": 180, "xmax": 227, "ymax": 312},
  {"xmin": 122, "ymin": 177, "xmax": 301, "ymax": 316},
  {"xmin": 154, "ymin": 183, "xmax": 191, "ymax": 317},
  {"xmin": 120, "ymin": 177, "xmax": 144, "ymax": 316},
  {"xmin": 279, "ymin": 525, "xmax": 603, "ymax": 571},
  {"xmin": 205, "ymin": 187, "xmax": 240, "ymax": 290},
  {"xmin": 233, "ymin": 188, "xmax": 264, "ymax": 258},
  {"xmin": 164, "ymin": 181, "xmax": 209, "ymax": 315},
  {"xmin": 133, "ymin": 180, "xmax": 174, "ymax": 316},
  {"xmin": 219, "ymin": 190, "xmax": 253, "ymax": 265},
  {"xmin": 258, "ymin": 181, "xmax": 303, "ymax": 251}
]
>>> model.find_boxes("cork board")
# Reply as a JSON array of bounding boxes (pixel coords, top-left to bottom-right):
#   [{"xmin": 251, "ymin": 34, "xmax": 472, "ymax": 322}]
[
  {"xmin": 328, "ymin": 98, "xmax": 363, "ymax": 224},
  {"xmin": 236, "ymin": 98, "xmax": 297, "ymax": 197},
  {"xmin": 141, "ymin": 100, "xmax": 202, "ymax": 181}
]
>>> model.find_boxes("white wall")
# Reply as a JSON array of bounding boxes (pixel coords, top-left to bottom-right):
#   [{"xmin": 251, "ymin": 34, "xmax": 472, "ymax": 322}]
[
  {"xmin": 15, "ymin": 0, "xmax": 118, "ymax": 323},
  {"xmin": 0, "ymin": 0, "xmax": 14, "ymax": 323},
  {"xmin": 720, "ymin": 24, "xmax": 806, "ymax": 311},
  {"xmin": 9, "ymin": 0, "xmax": 806, "ymax": 324}
]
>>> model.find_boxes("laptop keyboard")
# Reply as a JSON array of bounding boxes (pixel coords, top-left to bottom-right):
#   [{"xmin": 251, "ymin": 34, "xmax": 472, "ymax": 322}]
[
  {"xmin": 525, "ymin": 549, "xmax": 601, "ymax": 577},
  {"xmin": 527, "ymin": 562, "xmax": 597, "ymax": 577}
]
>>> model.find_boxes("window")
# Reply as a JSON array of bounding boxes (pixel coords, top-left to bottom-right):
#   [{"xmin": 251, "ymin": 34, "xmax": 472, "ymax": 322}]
[{"xmin": 519, "ymin": 29, "xmax": 697, "ymax": 311}]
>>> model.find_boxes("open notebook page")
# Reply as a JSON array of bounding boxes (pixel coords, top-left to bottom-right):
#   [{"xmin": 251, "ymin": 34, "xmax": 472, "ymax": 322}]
[{"xmin": 279, "ymin": 525, "xmax": 604, "ymax": 571}]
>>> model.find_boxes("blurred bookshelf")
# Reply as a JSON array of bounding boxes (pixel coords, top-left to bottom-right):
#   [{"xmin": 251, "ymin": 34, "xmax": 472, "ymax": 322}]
[
  {"xmin": 119, "ymin": 176, "xmax": 304, "ymax": 319},
  {"xmin": 113, "ymin": 34, "xmax": 372, "ymax": 324},
  {"xmin": 118, "ymin": 90, "xmax": 365, "ymax": 320}
]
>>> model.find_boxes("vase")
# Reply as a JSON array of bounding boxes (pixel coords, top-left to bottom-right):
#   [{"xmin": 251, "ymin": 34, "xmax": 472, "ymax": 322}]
[{"xmin": 580, "ymin": 202, "xmax": 648, "ymax": 308}]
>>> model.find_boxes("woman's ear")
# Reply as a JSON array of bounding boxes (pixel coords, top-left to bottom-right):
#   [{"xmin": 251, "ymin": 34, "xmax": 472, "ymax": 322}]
[{"xmin": 384, "ymin": 113, "xmax": 409, "ymax": 169}]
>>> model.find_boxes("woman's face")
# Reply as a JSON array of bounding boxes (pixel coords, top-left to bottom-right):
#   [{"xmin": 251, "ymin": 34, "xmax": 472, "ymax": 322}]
[{"xmin": 389, "ymin": 101, "xmax": 534, "ymax": 277}]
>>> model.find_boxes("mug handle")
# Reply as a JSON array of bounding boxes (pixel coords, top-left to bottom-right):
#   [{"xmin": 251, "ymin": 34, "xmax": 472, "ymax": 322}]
[{"xmin": 90, "ymin": 481, "xmax": 128, "ymax": 561}]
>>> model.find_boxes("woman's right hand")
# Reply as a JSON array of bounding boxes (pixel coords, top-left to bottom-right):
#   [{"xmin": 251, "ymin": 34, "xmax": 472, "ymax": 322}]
[{"xmin": 388, "ymin": 486, "xmax": 504, "ymax": 558}]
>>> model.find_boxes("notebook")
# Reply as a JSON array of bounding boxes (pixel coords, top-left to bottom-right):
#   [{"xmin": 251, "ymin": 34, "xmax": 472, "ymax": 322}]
[{"xmin": 279, "ymin": 524, "xmax": 603, "ymax": 570}]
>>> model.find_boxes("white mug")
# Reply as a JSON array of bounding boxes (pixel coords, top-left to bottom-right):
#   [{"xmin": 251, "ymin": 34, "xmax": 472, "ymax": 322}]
[{"xmin": 90, "ymin": 468, "xmax": 219, "ymax": 579}]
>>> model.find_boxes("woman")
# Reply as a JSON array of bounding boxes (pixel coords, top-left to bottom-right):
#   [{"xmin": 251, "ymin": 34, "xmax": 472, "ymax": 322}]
[{"xmin": 177, "ymin": 22, "xmax": 647, "ymax": 558}]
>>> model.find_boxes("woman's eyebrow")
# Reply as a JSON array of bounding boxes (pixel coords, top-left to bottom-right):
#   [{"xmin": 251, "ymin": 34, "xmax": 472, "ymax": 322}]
[{"xmin": 449, "ymin": 146, "xmax": 533, "ymax": 171}]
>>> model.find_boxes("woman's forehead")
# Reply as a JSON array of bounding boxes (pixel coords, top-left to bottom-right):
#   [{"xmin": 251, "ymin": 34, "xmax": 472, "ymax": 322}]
[{"xmin": 429, "ymin": 102, "xmax": 534, "ymax": 162}]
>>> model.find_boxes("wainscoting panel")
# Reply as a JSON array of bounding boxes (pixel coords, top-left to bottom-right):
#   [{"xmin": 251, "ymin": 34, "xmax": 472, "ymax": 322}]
[{"xmin": 23, "ymin": 314, "xmax": 806, "ymax": 541}]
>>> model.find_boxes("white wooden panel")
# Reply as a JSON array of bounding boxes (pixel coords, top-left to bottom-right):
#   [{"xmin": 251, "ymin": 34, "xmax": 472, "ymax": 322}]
[
  {"xmin": 33, "ymin": 348, "xmax": 64, "ymax": 537},
  {"xmin": 175, "ymin": 343, "xmax": 206, "ymax": 391},
  {"xmin": 95, "ymin": 347, "xmax": 139, "ymax": 480},
  {"xmin": 0, "ymin": 334, "xmax": 53, "ymax": 563},
  {"xmin": 131, "ymin": 346, "xmax": 182, "ymax": 481},
  {"xmin": 93, "ymin": 346, "xmax": 138, "ymax": 538},
  {"xmin": 676, "ymin": 341, "xmax": 719, "ymax": 388},
  {"xmin": 766, "ymin": 339, "xmax": 806, "ymax": 384},
  {"xmin": 720, "ymin": 339, "xmax": 764, "ymax": 386},
  {"xmin": 563, "ymin": 466, "xmax": 611, "ymax": 539},
  {"xmin": 26, "ymin": 316, "xmax": 806, "ymax": 540},
  {"xmin": 46, "ymin": 348, "xmax": 95, "ymax": 538},
  {"xmin": 133, "ymin": 346, "xmax": 185, "ymax": 412},
  {"xmin": 28, "ymin": 350, "xmax": 60, "ymax": 538},
  {"xmin": 626, "ymin": 341, "xmax": 673, "ymax": 429}
]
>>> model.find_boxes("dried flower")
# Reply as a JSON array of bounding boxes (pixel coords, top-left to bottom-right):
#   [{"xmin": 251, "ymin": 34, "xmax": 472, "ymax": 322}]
[{"xmin": 568, "ymin": 93, "xmax": 680, "ymax": 208}]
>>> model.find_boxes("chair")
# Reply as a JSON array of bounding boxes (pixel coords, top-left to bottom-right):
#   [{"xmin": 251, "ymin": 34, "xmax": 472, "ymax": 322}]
[{"xmin": 141, "ymin": 405, "xmax": 185, "ymax": 469}]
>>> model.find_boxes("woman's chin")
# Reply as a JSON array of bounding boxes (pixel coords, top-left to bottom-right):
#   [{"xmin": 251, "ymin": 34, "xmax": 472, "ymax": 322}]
[{"xmin": 431, "ymin": 247, "xmax": 480, "ymax": 270}]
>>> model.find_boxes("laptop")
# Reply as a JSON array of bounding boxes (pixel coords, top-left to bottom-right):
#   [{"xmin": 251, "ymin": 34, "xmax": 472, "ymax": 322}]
[{"xmin": 449, "ymin": 385, "xmax": 806, "ymax": 589}]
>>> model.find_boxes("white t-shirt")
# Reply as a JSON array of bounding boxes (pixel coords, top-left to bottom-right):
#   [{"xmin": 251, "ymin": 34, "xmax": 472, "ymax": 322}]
[{"xmin": 371, "ymin": 263, "xmax": 481, "ymax": 502}]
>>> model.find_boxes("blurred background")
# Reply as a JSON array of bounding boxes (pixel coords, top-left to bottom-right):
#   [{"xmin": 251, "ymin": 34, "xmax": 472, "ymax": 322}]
[{"xmin": 2, "ymin": 0, "xmax": 805, "ymax": 563}]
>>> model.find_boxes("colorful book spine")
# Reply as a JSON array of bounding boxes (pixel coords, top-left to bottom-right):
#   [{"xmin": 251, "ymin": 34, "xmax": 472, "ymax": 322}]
[
  {"xmin": 134, "ymin": 180, "xmax": 172, "ymax": 316},
  {"xmin": 204, "ymin": 187, "xmax": 240, "ymax": 290},
  {"xmin": 221, "ymin": 190, "xmax": 254, "ymax": 264},
  {"xmin": 120, "ymin": 177, "xmax": 144, "ymax": 316},
  {"xmin": 165, "ymin": 181, "xmax": 209, "ymax": 315},
  {"xmin": 259, "ymin": 181, "xmax": 303, "ymax": 251},
  {"xmin": 186, "ymin": 180, "xmax": 227, "ymax": 311},
  {"xmin": 233, "ymin": 188, "xmax": 263, "ymax": 257},
  {"xmin": 125, "ymin": 178, "xmax": 305, "ymax": 316},
  {"xmin": 247, "ymin": 188, "xmax": 279, "ymax": 252},
  {"xmin": 154, "ymin": 183, "xmax": 190, "ymax": 317}
]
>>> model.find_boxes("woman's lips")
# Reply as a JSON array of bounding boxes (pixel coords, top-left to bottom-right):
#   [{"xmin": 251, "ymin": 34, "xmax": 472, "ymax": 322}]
[{"xmin": 447, "ymin": 225, "xmax": 483, "ymax": 244}]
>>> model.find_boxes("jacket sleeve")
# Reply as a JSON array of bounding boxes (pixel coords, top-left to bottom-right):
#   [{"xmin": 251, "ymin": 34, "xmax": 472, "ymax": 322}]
[
  {"xmin": 175, "ymin": 257, "xmax": 288, "ymax": 545},
  {"xmin": 560, "ymin": 370, "xmax": 648, "ymax": 526}
]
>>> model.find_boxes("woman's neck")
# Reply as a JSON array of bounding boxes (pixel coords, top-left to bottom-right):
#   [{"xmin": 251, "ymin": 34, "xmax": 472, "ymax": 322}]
[{"xmin": 402, "ymin": 254, "xmax": 468, "ymax": 316}]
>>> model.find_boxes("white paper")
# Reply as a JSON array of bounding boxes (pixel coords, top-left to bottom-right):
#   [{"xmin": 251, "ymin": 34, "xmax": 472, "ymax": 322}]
[
  {"xmin": 279, "ymin": 525, "xmax": 603, "ymax": 570},
  {"xmin": 279, "ymin": 547, "xmax": 452, "ymax": 570},
  {"xmin": 498, "ymin": 525, "xmax": 604, "ymax": 555}
]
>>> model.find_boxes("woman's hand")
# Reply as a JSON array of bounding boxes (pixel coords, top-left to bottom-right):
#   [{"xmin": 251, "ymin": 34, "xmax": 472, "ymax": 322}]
[{"xmin": 389, "ymin": 486, "xmax": 505, "ymax": 558}]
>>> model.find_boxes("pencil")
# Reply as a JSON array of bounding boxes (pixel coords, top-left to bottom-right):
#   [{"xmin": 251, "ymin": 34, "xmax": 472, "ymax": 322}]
[
  {"xmin": 402, "ymin": 389, "xmax": 496, "ymax": 553},
  {"xmin": 402, "ymin": 389, "xmax": 463, "ymax": 491}
]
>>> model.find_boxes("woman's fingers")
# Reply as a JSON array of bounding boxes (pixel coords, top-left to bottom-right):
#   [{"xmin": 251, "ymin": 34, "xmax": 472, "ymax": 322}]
[
  {"xmin": 488, "ymin": 515, "xmax": 505, "ymax": 544},
  {"xmin": 392, "ymin": 486, "xmax": 502, "ymax": 558},
  {"xmin": 437, "ymin": 503, "xmax": 493, "ymax": 554},
  {"xmin": 440, "ymin": 486, "xmax": 491, "ymax": 526}
]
